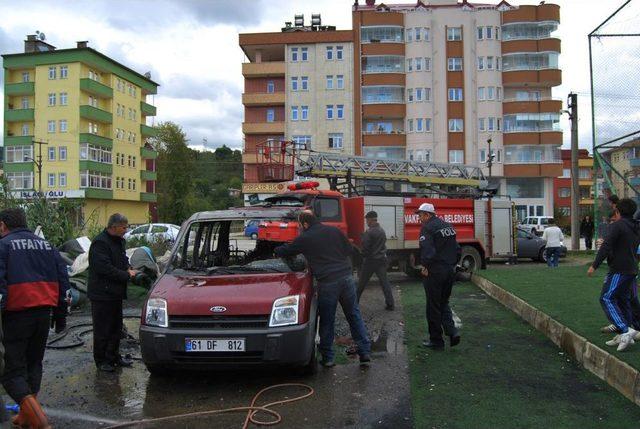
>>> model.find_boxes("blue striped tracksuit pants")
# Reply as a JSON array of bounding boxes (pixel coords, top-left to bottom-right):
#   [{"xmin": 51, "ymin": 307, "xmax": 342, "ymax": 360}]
[{"xmin": 600, "ymin": 273, "xmax": 637, "ymax": 333}]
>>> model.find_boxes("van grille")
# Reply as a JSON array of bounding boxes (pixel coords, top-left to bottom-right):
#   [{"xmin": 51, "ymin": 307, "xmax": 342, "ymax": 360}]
[{"xmin": 169, "ymin": 315, "xmax": 270, "ymax": 330}]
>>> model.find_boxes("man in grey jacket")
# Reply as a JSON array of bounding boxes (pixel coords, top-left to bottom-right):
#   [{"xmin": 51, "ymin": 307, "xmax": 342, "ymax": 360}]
[{"xmin": 357, "ymin": 211, "xmax": 395, "ymax": 310}]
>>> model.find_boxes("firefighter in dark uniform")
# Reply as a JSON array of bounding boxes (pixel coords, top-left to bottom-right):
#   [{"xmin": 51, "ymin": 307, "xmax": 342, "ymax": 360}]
[
  {"xmin": 0, "ymin": 208, "xmax": 70, "ymax": 429},
  {"xmin": 417, "ymin": 203, "xmax": 461, "ymax": 350}
]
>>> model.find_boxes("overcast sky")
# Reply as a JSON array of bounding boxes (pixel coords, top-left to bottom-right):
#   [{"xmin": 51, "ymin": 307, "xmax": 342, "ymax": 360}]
[{"xmin": 0, "ymin": 0, "xmax": 637, "ymax": 152}]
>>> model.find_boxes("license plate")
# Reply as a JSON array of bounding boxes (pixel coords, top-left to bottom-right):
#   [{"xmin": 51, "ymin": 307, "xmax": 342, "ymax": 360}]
[{"xmin": 185, "ymin": 338, "xmax": 245, "ymax": 352}]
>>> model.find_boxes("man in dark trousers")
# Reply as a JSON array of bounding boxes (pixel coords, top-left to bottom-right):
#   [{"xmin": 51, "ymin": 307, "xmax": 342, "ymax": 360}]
[
  {"xmin": 275, "ymin": 211, "xmax": 371, "ymax": 367},
  {"xmin": 417, "ymin": 203, "xmax": 461, "ymax": 350},
  {"xmin": 357, "ymin": 211, "xmax": 394, "ymax": 310},
  {"xmin": 580, "ymin": 215, "xmax": 595, "ymax": 250},
  {"xmin": 0, "ymin": 208, "xmax": 69, "ymax": 429},
  {"xmin": 88, "ymin": 213, "xmax": 138, "ymax": 372},
  {"xmin": 588, "ymin": 198, "xmax": 640, "ymax": 352}
]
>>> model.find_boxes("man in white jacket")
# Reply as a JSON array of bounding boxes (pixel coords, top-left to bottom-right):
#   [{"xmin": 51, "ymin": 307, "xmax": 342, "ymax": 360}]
[{"xmin": 542, "ymin": 219, "xmax": 564, "ymax": 268}]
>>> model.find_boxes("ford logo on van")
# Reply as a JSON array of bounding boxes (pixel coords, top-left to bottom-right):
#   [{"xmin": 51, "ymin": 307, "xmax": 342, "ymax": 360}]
[{"xmin": 210, "ymin": 306, "xmax": 227, "ymax": 313}]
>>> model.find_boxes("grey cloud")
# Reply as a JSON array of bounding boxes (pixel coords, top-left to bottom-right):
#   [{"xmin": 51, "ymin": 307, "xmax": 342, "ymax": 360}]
[{"xmin": 160, "ymin": 78, "xmax": 240, "ymax": 101}]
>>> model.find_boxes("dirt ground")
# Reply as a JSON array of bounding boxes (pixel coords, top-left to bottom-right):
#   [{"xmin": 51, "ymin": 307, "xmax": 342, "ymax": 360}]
[{"xmin": 3, "ymin": 273, "xmax": 413, "ymax": 429}]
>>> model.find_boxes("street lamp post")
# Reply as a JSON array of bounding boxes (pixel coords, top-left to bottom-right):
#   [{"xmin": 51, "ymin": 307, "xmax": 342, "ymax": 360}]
[{"xmin": 487, "ymin": 137, "xmax": 493, "ymax": 182}]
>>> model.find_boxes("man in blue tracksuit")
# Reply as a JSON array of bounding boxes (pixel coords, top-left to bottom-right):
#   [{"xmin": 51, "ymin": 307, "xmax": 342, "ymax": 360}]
[
  {"xmin": 0, "ymin": 208, "xmax": 70, "ymax": 429},
  {"xmin": 588, "ymin": 198, "xmax": 640, "ymax": 352}
]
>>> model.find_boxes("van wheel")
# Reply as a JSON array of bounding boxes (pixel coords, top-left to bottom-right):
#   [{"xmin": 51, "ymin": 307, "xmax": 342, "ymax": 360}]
[
  {"xmin": 300, "ymin": 318, "xmax": 318, "ymax": 376},
  {"xmin": 459, "ymin": 246, "xmax": 481, "ymax": 273}
]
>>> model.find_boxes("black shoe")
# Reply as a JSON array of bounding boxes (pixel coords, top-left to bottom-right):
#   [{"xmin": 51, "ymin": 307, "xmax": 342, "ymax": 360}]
[
  {"xmin": 450, "ymin": 335, "xmax": 461, "ymax": 347},
  {"xmin": 421, "ymin": 340, "xmax": 445, "ymax": 350},
  {"xmin": 115, "ymin": 354, "xmax": 134, "ymax": 367},
  {"xmin": 97, "ymin": 362, "xmax": 116, "ymax": 372},
  {"xmin": 359, "ymin": 354, "xmax": 371, "ymax": 367},
  {"xmin": 320, "ymin": 359, "xmax": 336, "ymax": 368},
  {"xmin": 385, "ymin": 305, "xmax": 395, "ymax": 311}
]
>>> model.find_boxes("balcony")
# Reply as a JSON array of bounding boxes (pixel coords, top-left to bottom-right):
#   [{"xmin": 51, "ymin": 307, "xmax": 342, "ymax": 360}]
[
  {"xmin": 362, "ymin": 73, "xmax": 405, "ymax": 86},
  {"xmin": 3, "ymin": 163, "xmax": 34, "ymax": 173},
  {"xmin": 362, "ymin": 131, "xmax": 406, "ymax": 147},
  {"xmin": 504, "ymin": 163, "xmax": 562, "ymax": 177},
  {"xmin": 242, "ymin": 122, "xmax": 285, "ymax": 134},
  {"xmin": 80, "ymin": 133, "xmax": 113, "ymax": 148},
  {"xmin": 5, "ymin": 108, "xmax": 34, "ymax": 122},
  {"xmin": 362, "ymin": 104, "xmax": 405, "ymax": 119},
  {"xmin": 242, "ymin": 92, "xmax": 285, "ymax": 106},
  {"xmin": 80, "ymin": 78, "xmax": 113, "ymax": 98},
  {"xmin": 140, "ymin": 124, "xmax": 158, "ymax": 137},
  {"xmin": 4, "ymin": 135, "xmax": 33, "ymax": 146},
  {"xmin": 140, "ymin": 101, "xmax": 157, "ymax": 116},
  {"xmin": 140, "ymin": 170, "xmax": 157, "ymax": 181},
  {"xmin": 504, "ymin": 131, "xmax": 562, "ymax": 145},
  {"xmin": 140, "ymin": 192, "xmax": 157, "ymax": 203},
  {"xmin": 361, "ymin": 43, "xmax": 404, "ymax": 57},
  {"xmin": 502, "ymin": 99, "xmax": 562, "ymax": 115},
  {"xmin": 5, "ymin": 82, "xmax": 35, "ymax": 96},
  {"xmin": 242, "ymin": 62, "xmax": 285, "ymax": 78},
  {"xmin": 85, "ymin": 189, "xmax": 113, "ymax": 199},
  {"xmin": 502, "ymin": 69, "xmax": 562, "ymax": 87},
  {"xmin": 79, "ymin": 161, "xmax": 113, "ymax": 174},
  {"xmin": 140, "ymin": 146, "xmax": 158, "ymax": 159},
  {"xmin": 502, "ymin": 4, "xmax": 560, "ymax": 24},
  {"xmin": 80, "ymin": 105, "xmax": 112, "ymax": 124},
  {"xmin": 579, "ymin": 179, "xmax": 592, "ymax": 187},
  {"xmin": 501, "ymin": 38, "xmax": 561, "ymax": 55}
]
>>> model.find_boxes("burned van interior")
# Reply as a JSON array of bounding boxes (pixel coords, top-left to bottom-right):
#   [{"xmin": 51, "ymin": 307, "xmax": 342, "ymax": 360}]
[{"xmin": 169, "ymin": 220, "xmax": 306, "ymax": 275}]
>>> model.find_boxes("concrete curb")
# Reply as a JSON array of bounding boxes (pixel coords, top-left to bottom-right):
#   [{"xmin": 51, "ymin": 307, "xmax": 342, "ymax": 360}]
[{"xmin": 471, "ymin": 273, "xmax": 640, "ymax": 407}]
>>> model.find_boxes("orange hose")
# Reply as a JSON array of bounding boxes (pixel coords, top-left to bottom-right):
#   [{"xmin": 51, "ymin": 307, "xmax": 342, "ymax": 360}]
[{"xmin": 104, "ymin": 383, "xmax": 314, "ymax": 429}]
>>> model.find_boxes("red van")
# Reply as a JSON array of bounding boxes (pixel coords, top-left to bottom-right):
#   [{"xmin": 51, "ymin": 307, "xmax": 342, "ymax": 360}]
[{"xmin": 139, "ymin": 207, "xmax": 318, "ymax": 374}]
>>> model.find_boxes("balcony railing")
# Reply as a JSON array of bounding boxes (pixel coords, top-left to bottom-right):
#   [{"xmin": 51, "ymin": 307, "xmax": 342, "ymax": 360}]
[
  {"xmin": 140, "ymin": 170, "xmax": 157, "ymax": 181},
  {"xmin": 140, "ymin": 146, "xmax": 158, "ymax": 159},
  {"xmin": 80, "ymin": 133, "xmax": 113, "ymax": 148},
  {"xmin": 5, "ymin": 82, "xmax": 35, "ymax": 96},
  {"xmin": 504, "ymin": 159, "xmax": 561, "ymax": 165},
  {"xmin": 80, "ymin": 78, "xmax": 113, "ymax": 98},
  {"xmin": 140, "ymin": 101, "xmax": 157, "ymax": 116},
  {"xmin": 140, "ymin": 124, "xmax": 158, "ymax": 137},
  {"xmin": 140, "ymin": 192, "xmax": 157, "ymax": 202},
  {"xmin": 503, "ymin": 125, "xmax": 561, "ymax": 133},
  {"xmin": 5, "ymin": 108, "xmax": 34, "ymax": 122},
  {"xmin": 80, "ymin": 105, "xmax": 113, "ymax": 124}
]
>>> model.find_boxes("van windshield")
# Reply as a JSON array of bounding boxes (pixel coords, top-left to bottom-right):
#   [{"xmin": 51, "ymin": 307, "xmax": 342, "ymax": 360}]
[{"xmin": 168, "ymin": 220, "xmax": 306, "ymax": 275}]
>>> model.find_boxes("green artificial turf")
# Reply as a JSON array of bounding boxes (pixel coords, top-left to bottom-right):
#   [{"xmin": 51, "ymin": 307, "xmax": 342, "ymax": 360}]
[
  {"xmin": 480, "ymin": 265, "xmax": 640, "ymax": 367},
  {"xmin": 402, "ymin": 281, "xmax": 640, "ymax": 429}
]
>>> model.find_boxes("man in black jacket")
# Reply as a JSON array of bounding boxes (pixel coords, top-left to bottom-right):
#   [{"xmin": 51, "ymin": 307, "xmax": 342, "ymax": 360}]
[
  {"xmin": 275, "ymin": 211, "xmax": 371, "ymax": 368},
  {"xmin": 588, "ymin": 198, "xmax": 640, "ymax": 352},
  {"xmin": 89, "ymin": 213, "xmax": 138, "ymax": 372},
  {"xmin": 357, "ymin": 211, "xmax": 394, "ymax": 310},
  {"xmin": 580, "ymin": 215, "xmax": 595, "ymax": 250},
  {"xmin": 417, "ymin": 203, "xmax": 461, "ymax": 350}
]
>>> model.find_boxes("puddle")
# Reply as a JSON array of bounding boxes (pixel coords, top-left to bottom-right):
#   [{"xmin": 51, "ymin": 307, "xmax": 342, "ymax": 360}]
[{"xmin": 371, "ymin": 325, "xmax": 406, "ymax": 355}]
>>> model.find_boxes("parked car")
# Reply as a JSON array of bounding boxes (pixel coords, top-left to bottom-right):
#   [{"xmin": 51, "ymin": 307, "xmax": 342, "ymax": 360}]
[
  {"xmin": 518, "ymin": 216, "xmax": 554, "ymax": 236},
  {"xmin": 516, "ymin": 227, "xmax": 567, "ymax": 262},
  {"xmin": 244, "ymin": 220, "xmax": 260, "ymax": 240},
  {"xmin": 125, "ymin": 223, "xmax": 181, "ymax": 243},
  {"xmin": 139, "ymin": 207, "xmax": 318, "ymax": 375}
]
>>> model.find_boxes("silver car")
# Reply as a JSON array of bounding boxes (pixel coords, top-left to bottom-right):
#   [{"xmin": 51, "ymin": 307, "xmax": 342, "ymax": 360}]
[{"xmin": 516, "ymin": 227, "xmax": 567, "ymax": 262}]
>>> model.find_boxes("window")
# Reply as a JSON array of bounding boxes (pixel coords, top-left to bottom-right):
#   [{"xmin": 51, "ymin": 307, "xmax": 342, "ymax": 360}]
[
  {"xmin": 406, "ymin": 59, "xmax": 413, "ymax": 72},
  {"xmin": 486, "ymin": 26, "xmax": 493, "ymax": 39},
  {"xmin": 292, "ymin": 135, "xmax": 312, "ymax": 150},
  {"xmin": 506, "ymin": 178, "xmax": 544, "ymax": 198},
  {"xmin": 559, "ymin": 188, "xmax": 571, "ymax": 198},
  {"xmin": 448, "ymin": 88, "xmax": 463, "ymax": 101},
  {"xmin": 415, "ymin": 27, "xmax": 421, "ymax": 41},
  {"xmin": 497, "ymin": 118, "xmax": 501, "ymax": 131},
  {"xmin": 266, "ymin": 109, "xmax": 275, "ymax": 122},
  {"xmin": 579, "ymin": 168, "xmax": 591, "ymax": 179},
  {"xmin": 416, "ymin": 88, "xmax": 423, "ymax": 102},
  {"xmin": 47, "ymin": 120, "xmax": 56, "ymax": 133},
  {"xmin": 425, "ymin": 118, "xmax": 432, "ymax": 132},
  {"xmin": 416, "ymin": 118, "xmax": 424, "ymax": 132},
  {"xmin": 48, "ymin": 147, "xmax": 56, "ymax": 161},
  {"xmin": 448, "ymin": 119, "xmax": 463, "ymax": 132},
  {"xmin": 6, "ymin": 172, "xmax": 34, "ymax": 190},
  {"xmin": 132, "ymin": 157, "xmax": 137, "ymax": 168},
  {"xmin": 6, "ymin": 146, "xmax": 33, "ymax": 163},
  {"xmin": 301, "ymin": 76, "xmax": 308, "ymax": 91},
  {"xmin": 336, "ymin": 46, "xmax": 343, "ymax": 60},
  {"xmin": 59, "ymin": 146, "xmax": 67, "ymax": 161},
  {"xmin": 313, "ymin": 197, "xmax": 341, "ymax": 222},
  {"xmin": 60, "ymin": 66, "xmax": 68, "ymax": 79},
  {"xmin": 21, "ymin": 97, "xmax": 29, "ymax": 109},
  {"xmin": 80, "ymin": 144, "xmax": 112, "ymax": 164},
  {"xmin": 415, "ymin": 57, "xmax": 422, "ymax": 71},
  {"xmin": 337, "ymin": 105, "xmax": 344, "ymax": 119},
  {"xmin": 361, "ymin": 26, "xmax": 404, "ymax": 43},
  {"xmin": 59, "ymin": 173, "xmax": 67, "ymax": 187},
  {"xmin": 480, "ymin": 149, "xmax": 487, "ymax": 163},
  {"xmin": 80, "ymin": 171, "xmax": 112, "ymax": 189},
  {"xmin": 47, "ymin": 173, "xmax": 55, "ymax": 188},
  {"xmin": 326, "ymin": 75, "xmax": 334, "ymax": 89},
  {"xmin": 408, "ymin": 119, "xmax": 414, "ymax": 132},
  {"xmin": 22, "ymin": 72, "xmax": 29, "ymax": 83},
  {"xmin": 291, "ymin": 106, "xmax": 299, "ymax": 121},
  {"xmin": 48, "ymin": 67, "xmax": 56, "ymax": 79},
  {"xmin": 328, "ymin": 133, "xmax": 343, "ymax": 149},
  {"xmin": 561, "ymin": 168, "xmax": 570, "ymax": 178},
  {"xmin": 406, "ymin": 29, "xmax": 413, "ymax": 42},
  {"xmin": 326, "ymin": 105, "xmax": 334, "ymax": 120},
  {"xmin": 478, "ymin": 87, "xmax": 485, "ymax": 101},
  {"xmin": 362, "ymin": 86, "xmax": 404, "ymax": 104},
  {"xmin": 21, "ymin": 124, "xmax": 29, "ymax": 136},
  {"xmin": 91, "ymin": 97, "xmax": 99, "ymax": 108},
  {"xmin": 447, "ymin": 27, "xmax": 462, "ymax": 41},
  {"xmin": 301, "ymin": 105, "xmax": 309, "ymax": 121},
  {"xmin": 336, "ymin": 75, "xmax": 344, "ymax": 89},
  {"xmin": 423, "ymin": 28, "xmax": 430, "ymax": 41},
  {"xmin": 291, "ymin": 47, "xmax": 298, "ymax": 62},
  {"xmin": 502, "ymin": 52, "xmax": 559, "ymax": 71},
  {"xmin": 326, "ymin": 46, "xmax": 333, "ymax": 60},
  {"xmin": 477, "ymin": 27, "xmax": 484, "ymax": 40},
  {"xmin": 477, "ymin": 56, "xmax": 484, "ymax": 70},
  {"xmin": 424, "ymin": 88, "xmax": 431, "ymax": 101},
  {"xmin": 447, "ymin": 58, "xmax": 463, "ymax": 71},
  {"xmin": 127, "ymin": 155, "xmax": 132, "ymax": 167},
  {"xmin": 488, "ymin": 117, "xmax": 495, "ymax": 131},
  {"xmin": 497, "ymin": 87, "xmax": 502, "ymax": 101},
  {"xmin": 301, "ymin": 47, "xmax": 308, "ymax": 61},
  {"xmin": 487, "ymin": 56, "xmax": 494, "ymax": 70},
  {"xmin": 495, "ymin": 27, "xmax": 500, "ymax": 40},
  {"xmin": 48, "ymin": 93, "xmax": 56, "ymax": 106},
  {"xmin": 424, "ymin": 57, "xmax": 431, "ymax": 71},
  {"xmin": 59, "ymin": 120, "xmax": 67, "ymax": 133},
  {"xmin": 60, "ymin": 92, "xmax": 68, "ymax": 106},
  {"xmin": 267, "ymin": 81, "xmax": 275, "ymax": 93},
  {"xmin": 497, "ymin": 57, "xmax": 502, "ymax": 70},
  {"xmin": 291, "ymin": 77, "xmax": 298, "ymax": 91},
  {"xmin": 449, "ymin": 150, "xmax": 464, "ymax": 164},
  {"xmin": 487, "ymin": 86, "xmax": 495, "ymax": 100},
  {"xmin": 478, "ymin": 118, "xmax": 486, "ymax": 131},
  {"xmin": 407, "ymin": 89, "xmax": 414, "ymax": 103},
  {"xmin": 88, "ymin": 122, "xmax": 98, "ymax": 134}
]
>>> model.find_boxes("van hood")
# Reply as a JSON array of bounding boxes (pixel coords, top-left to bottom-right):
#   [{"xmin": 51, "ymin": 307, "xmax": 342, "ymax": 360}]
[{"xmin": 149, "ymin": 271, "xmax": 312, "ymax": 317}]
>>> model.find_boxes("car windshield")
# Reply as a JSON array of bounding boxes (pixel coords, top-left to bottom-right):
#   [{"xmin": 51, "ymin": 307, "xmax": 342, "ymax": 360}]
[{"xmin": 168, "ymin": 219, "xmax": 306, "ymax": 275}]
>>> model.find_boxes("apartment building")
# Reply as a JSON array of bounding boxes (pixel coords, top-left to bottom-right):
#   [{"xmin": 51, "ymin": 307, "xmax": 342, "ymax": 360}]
[
  {"xmin": 2, "ymin": 35, "xmax": 159, "ymax": 225},
  {"xmin": 553, "ymin": 149, "xmax": 594, "ymax": 218},
  {"xmin": 602, "ymin": 139, "xmax": 640, "ymax": 204}
]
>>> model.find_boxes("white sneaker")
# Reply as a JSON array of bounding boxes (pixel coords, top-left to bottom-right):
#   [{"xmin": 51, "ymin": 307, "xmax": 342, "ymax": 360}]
[
  {"xmin": 617, "ymin": 329, "xmax": 637, "ymax": 352},
  {"xmin": 605, "ymin": 335, "xmax": 621, "ymax": 347}
]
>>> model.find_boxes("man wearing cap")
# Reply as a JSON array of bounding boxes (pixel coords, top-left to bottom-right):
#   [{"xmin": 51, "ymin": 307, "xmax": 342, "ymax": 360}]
[
  {"xmin": 357, "ymin": 211, "xmax": 394, "ymax": 310},
  {"xmin": 416, "ymin": 202, "xmax": 461, "ymax": 350}
]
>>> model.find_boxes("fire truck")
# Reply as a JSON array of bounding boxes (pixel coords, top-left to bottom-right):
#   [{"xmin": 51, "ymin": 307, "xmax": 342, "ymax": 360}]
[{"xmin": 253, "ymin": 141, "xmax": 516, "ymax": 272}]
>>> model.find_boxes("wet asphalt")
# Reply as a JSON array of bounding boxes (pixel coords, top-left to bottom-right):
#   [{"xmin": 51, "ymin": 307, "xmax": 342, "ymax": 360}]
[{"xmin": 3, "ymin": 273, "xmax": 413, "ymax": 429}]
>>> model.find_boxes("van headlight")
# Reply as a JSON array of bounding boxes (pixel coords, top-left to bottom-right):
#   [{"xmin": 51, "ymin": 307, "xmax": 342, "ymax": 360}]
[
  {"xmin": 269, "ymin": 295, "xmax": 299, "ymax": 327},
  {"xmin": 145, "ymin": 298, "xmax": 168, "ymax": 327}
]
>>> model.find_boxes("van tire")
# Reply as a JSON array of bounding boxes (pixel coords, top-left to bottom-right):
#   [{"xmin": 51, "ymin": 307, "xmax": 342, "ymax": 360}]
[
  {"xmin": 459, "ymin": 246, "xmax": 481, "ymax": 273},
  {"xmin": 300, "ymin": 317, "xmax": 319, "ymax": 376}
]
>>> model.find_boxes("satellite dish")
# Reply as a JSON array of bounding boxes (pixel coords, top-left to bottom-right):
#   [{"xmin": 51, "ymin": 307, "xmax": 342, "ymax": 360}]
[
  {"xmin": 144, "ymin": 71, "xmax": 151, "ymax": 79},
  {"xmin": 39, "ymin": 33, "xmax": 46, "ymax": 41}
]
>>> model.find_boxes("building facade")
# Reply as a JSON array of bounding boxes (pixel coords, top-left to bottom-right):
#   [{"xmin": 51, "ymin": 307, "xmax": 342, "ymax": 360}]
[
  {"xmin": 2, "ymin": 36, "xmax": 159, "ymax": 225},
  {"xmin": 553, "ymin": 149, "xmax": 594, "ymax": 218},
  {"xmin": 602, "ymin": 140, "xmax": 640, "ymax": 205}
]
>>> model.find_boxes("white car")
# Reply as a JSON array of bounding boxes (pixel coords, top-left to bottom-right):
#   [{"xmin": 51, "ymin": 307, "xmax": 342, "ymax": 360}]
[
  {"xmin": 519, "ymin": 216, "xmax": 554, "ymax": 236},
  {"xmin": 125, "ymin": 223, "xmax": 180, "ymax": 243}
]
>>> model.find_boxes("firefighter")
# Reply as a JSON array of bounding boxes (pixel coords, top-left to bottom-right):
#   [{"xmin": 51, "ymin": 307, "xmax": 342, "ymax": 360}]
[
  {"xmin": 357, "ymin": 211, "xmax": 394, "ymax": 310},
  {"xmin": 0, "ymin": 207, "xmax": 70, "ymax": 429},
  {"xmin": 416, "ymin": 203, "xmax": 461, "ymax": 350}
]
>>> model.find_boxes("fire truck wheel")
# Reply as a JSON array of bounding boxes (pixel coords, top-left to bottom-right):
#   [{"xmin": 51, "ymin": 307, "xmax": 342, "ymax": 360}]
[{"xmin": 459, "ymin": 246, "xmax": 481, "ymax": 273}]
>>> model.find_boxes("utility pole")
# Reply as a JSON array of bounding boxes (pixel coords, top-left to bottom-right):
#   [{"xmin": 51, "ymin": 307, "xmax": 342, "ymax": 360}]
[
  {"xmin": 568, "ymin": 92, "xmax": 580, "ymax": 251},
  {"xmin": 30, "ymin": 139, "xmax": 49, "ymax": 195},
  {"xmin": 486, "ymin": 137, "xmax": 494, "ymax": 182}
]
